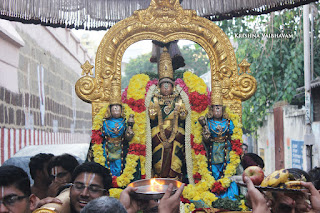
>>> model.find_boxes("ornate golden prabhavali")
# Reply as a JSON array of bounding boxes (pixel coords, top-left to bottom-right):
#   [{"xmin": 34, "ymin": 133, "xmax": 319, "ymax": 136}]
[{"xmin": 75, "ymin": 0, "xmax": 257, "ymax": 120}]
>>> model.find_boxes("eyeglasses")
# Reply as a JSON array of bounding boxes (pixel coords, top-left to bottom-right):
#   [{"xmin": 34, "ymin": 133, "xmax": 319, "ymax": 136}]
[
  {"xmin": 49, "ymin": 172, "xmax": 68, "ymax": 180},
  {"xmin": 0, "ymin": 195, "xmax": 28, "ymax": 207},
  {"xmin": 71, "ymin": 182, "xmax": 106, "ymax": 194}
]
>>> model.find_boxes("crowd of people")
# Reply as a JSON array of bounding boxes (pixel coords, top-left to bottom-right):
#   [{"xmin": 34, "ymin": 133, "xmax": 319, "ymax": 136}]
[
  {"xmin": 0, "ymin": 151, "xmax": 320, "ymax": 213},
  {"xmin": 0, "ymin": 153, "xmax": 184, "ymax": 213}
]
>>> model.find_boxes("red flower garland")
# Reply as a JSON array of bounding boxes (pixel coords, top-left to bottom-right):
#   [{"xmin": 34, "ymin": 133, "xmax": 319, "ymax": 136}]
[
  {"xmin": 211, "ymin": 182, "xmax": 227, "ymax": 194},
  {"xmin": 189, "ymin": 92, "xmax": 210, "ymax": 113},
  {"xmin": 128, "ymin": 144, "xmax": 146, "ymax": 156},
  {"xmin": 193, "ymin": 172, "xmax": 202, "ymax": 184},
  {"xmin": 112, "ymin": 176, "xmax": 118, "ymax": 188},
  {"xmin": 191, "ymin": 135, "xmax": 206, "ymax": 155},
  {"xmin": 125, "ymin": 98, "xmax": 146, "ymax": 113},
  {"xmin": 181, "ymin": 197, "xmax": 191, "ymax": 204},
  {"xmin": 231, "ymin": 139, "xmax": 243, "ymax": 156},
  {"xmin": 91, "ymin": 130, "xmax": 103, "ymax": 144}
]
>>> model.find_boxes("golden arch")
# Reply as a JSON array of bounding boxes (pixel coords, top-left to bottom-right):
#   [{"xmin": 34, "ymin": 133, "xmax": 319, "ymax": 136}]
[{"xmin": 75, "ymin": 0, "xmax": 257, "ymax": 119}]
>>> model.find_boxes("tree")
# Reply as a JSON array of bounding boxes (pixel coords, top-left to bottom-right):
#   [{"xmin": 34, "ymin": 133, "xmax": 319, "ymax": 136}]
[
  {"xmin": 122, "ymin": 42, "xmax": 210, "ymax": 89},
  {"xmin": 217, "ymin": 3, "xmax": 320, "ymax": 132},
  {"xmin": 121, "ymin": 53, "xmax": 156, "ymax": 89}
]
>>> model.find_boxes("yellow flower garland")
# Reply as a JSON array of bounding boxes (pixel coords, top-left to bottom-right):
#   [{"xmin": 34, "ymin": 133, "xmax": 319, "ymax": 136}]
[{"xmin": 115, "ymin": 74, "xmax": 149, "ymax": 187}]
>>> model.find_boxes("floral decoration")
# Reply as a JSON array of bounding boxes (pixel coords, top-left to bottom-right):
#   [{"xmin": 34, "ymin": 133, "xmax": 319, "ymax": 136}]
[
  {"xmin": 175, "ymin": 78, "xmax": 189, "ymax": 95},
  {"xmin": 146, "ymin": 79, "xmax": 158, "ymax": 92},
  {"xmin": 189, "ymin": 92, "xmax": 210, "ymax": 113},
  {"xmin": 90, "ymin": 71, "xmax": 246, "ymax": 211}
]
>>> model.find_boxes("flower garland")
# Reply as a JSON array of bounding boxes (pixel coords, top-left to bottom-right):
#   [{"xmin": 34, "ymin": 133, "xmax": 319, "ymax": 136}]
[{"xmin": 181, "ymin": 71, "xmax": 243, "ymax": 207}]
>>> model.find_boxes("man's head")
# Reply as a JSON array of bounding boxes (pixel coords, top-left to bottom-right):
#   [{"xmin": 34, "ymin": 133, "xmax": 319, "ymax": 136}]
[
  {"xmin": 47, "ymin": 154, "xmax": 79, "ymax": 185},
  {"xmin": 241, "ymin": 143, "xmax": 248, "ymax": 155},
  {"xmin": 308, "ymin": 167, "xmax": 320, "ymax": 190},
  {"xmin": 0, "ymin": 166, "xmax": 37, "ymax": 213},
  {"xmin": 241, "ymin": 153, "xmax": 264, "ymax": 170},
  {"xmin": 80, "ymin": 196, "xmax": 126, "ymax": 213},
  {"xmin": 269, "ymin": 192, "xmax": 307, "ymax": 213},
  {"xmin": 29, "ymin": 153, "xmax": 54, "ymax": 184},
  {"xmin": 70, "ymin": 162, "xmax": 112, "ymax": 213}
]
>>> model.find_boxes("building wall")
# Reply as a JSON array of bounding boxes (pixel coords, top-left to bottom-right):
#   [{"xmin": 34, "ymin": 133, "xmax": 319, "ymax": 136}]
[
  {"xmin": 313, "ymin": 87, "xmax": 320, "ymax": 122},
  {"xmin": 257, "ymin": 109, "xmax": 275, "ymax": 175},
  {"xmin": 256, "ymin": 104, "xmax": 320, "ymax": 175},
  {"xmin": 0, "ymin": 20, "xmax": 93, "ymax": 164}
]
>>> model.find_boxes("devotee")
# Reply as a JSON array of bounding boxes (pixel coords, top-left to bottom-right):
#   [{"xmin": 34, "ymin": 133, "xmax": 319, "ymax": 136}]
[
  {"xmin": 37, "ymin": 162, "xmax": 112, "ymax": 213},
  {"xmin": 70, "ymin": 162, "xmax": 112, "ymax": 213},
  {"xmin": 241, "ymin": 153, "xmax": 264, "ymax": 170},
  {"xmin": 241, "ymin": 143, "xmax": 248, "ymax": 155},
  {"xmin": 80, "ymin": 196, "xmax": 127, "ymax": 213},
  {"xmin": 0, "ymin": 165, "xmax": 38, "ymax": 213},
  {"xmin": 308, "ymin": 167, "xmax": 320, "ymax": 190},
  {"xmin": 0, "ymin": 165, "xmax": 62, "ymax": 213},
  {"xmin": 29, "ymin": 153, "xmax": 54, "ymax": 199},
  {"xmin": 244, "ymin": 176, "xmax": 270, "ymax": 213},
  {"xmin": 245, "ymin": 175, "xmax": 320, "ymax": 213},
  {"xmin": 47, "ymin": 154, "xmax": 79, "ymax": 197}
]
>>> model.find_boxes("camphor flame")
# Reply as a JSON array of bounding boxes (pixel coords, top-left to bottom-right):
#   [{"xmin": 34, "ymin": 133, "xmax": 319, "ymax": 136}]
[{"xmin": 150, "ymin": 178, "xmax": 164, "ymax": 192}]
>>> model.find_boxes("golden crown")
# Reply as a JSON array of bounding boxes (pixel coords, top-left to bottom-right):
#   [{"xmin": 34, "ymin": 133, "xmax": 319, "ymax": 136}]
[
  {"xmin": 110, "ymin": 80, "xmax": 122, "ymax": 105},
  {"xmin": 211, "ymin": 80, "xmax": 223, "ymax": 106},
  {"xmin": 158, "ymin": 47, "xmax": 173, "ymax": 81}
]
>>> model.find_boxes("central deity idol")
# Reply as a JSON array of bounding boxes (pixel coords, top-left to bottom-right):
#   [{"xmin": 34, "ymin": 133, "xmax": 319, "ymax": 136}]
[{"xmin": 148, "ymin": 48, "xmax": 188, "ymax": 181}]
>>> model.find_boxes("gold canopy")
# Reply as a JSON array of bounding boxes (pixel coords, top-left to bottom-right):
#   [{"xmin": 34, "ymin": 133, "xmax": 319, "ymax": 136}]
[{"xmin": 75, "ymin": 0, "xmax": 257, "ymax": 120}]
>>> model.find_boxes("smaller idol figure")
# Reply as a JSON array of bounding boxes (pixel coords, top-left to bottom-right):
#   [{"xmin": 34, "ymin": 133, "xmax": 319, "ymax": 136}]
[
  {"xmin": 87, "ymin": 83, "xmax": 135, "ymax": 177},
  {"xmin": 199, "ymin": 81, "xmax": 239, "ymax": 199}
]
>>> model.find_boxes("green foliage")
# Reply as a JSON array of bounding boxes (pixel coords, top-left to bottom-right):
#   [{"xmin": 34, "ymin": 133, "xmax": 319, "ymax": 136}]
[
  {"xmin": 122, "ymin": 42, "xmax": 210, "ymax": 89},
  {"xmin": 217, "ymin": 4, "xmax": 320, "ymax": 133},
  {"xmin": 179, "ymin": 44, "xmax": 210, "ymax": 76},
  {"xmin": 212, "ymin": 198, "xmax": 242, "ymax": 211},
  {"xmin": 122, "ymin": 53, "xmax": 156, "ymax": 89}
]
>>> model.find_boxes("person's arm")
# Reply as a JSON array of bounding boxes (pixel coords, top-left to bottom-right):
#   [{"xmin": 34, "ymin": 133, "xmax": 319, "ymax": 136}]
[
  {"xmin": 301, "ymin": 181, "xmax": 320, "ymax": 212},
  {"xmin": 158, "ymin": 183, "xmax": 185, "ymax": 213},
  {"xmin": 244, "ymin": 176, "xmax": 270, "ymax": 213},
  {"xmin": 32, "ymin": 196, "xmax": 63, "ymax": 211}
]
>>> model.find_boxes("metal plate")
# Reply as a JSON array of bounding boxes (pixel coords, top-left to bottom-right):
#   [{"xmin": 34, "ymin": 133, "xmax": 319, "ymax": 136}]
[
  {"xmin": 236, "ymin": 181, "xmax": 304, "ymax": 193},
  {"xmin": 128, "ymin": 178, "xmax": 182, "ymax": 200}
]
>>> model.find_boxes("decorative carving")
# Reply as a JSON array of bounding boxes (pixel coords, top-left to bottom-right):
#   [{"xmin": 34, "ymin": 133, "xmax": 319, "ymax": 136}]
[
  {"xmin": 81, "ymin": 61, "xmax": 94, "ymax": 76},
  {"xmin": 75, "ymin": 0, "xmax": 257, "ymax": 122}
]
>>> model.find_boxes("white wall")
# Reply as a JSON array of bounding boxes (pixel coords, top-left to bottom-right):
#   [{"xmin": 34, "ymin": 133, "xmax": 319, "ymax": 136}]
[{"xmin": 256, "ymin": 104, "xmax": 320, "ymax": 175}]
